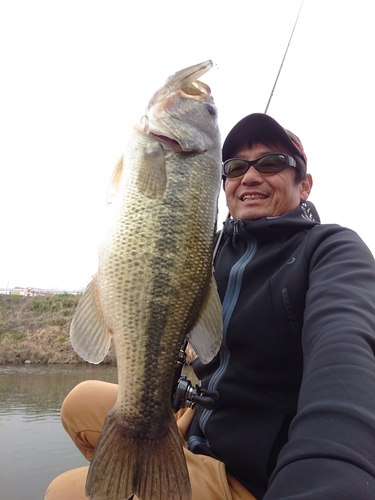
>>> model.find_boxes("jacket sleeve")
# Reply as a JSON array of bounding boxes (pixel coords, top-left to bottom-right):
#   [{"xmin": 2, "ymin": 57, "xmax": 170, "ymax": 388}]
[{"xmin": 264, "ymin": 225, "xmax": 375, "ymax": 499}]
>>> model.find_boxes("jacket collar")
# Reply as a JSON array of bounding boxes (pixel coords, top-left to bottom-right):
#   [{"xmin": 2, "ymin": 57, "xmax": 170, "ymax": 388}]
[{"xmin": 223, "ymin": 201, "xmax": 320, "ymax": 239}]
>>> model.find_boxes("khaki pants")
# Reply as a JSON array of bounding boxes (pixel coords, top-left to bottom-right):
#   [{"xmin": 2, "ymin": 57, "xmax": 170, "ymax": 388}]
[{"xmin": 44, "ymin": 380, "xmax": 256, "ymax": 500}]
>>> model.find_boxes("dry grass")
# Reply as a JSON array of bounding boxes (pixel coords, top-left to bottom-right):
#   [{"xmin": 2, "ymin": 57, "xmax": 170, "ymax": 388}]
[{"xmin": 0, "ymin": 294, "xmax": 116, "ymax": 364}]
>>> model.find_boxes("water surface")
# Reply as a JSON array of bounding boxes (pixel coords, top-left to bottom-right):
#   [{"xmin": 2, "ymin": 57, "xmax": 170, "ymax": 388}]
[{"xmin": 0, "ymin": 364, "xmax": 117, "ymax": 500}]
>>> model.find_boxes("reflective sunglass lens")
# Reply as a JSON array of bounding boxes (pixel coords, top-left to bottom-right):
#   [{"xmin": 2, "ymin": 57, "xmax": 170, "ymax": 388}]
[
  {"xmin": 255, "ymin": 155, "xmax": 287, "ymax": 173},
  {"xmin": 224, "ymin": 159, "xmax": 249, "ymax": 177}
]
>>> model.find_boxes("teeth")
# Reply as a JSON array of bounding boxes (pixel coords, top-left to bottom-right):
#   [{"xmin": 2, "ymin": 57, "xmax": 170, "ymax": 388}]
[{"xmin": 243, "ymin": 194, "xmax": 267, "ymax": 200}]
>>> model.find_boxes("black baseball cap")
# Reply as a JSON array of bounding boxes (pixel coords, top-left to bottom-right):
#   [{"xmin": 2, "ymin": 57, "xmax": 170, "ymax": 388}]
[{"xmin": 222, "ymin": 113, "xmax": 307, "ymax": 167}]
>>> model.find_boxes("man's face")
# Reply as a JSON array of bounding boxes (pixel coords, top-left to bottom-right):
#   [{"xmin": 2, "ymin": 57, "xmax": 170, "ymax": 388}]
[{"xmin": 224, "ymin": 143, "xmax": 311, "ymax": 220}]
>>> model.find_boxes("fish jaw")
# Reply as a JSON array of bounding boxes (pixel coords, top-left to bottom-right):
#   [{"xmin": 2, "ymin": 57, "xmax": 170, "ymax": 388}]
[
  {"xmin": 145, "ymin": 59, "xmax": 213, "ymax": 117},
  {"xmin": 147, "ymin": 85, "xmax": 219, "ymax": 154}
]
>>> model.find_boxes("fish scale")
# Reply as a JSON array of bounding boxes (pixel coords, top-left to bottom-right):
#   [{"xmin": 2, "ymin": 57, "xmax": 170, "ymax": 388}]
[{"xmin": 70, "ymin": 60, "xmax": 223, "ymax": 500}]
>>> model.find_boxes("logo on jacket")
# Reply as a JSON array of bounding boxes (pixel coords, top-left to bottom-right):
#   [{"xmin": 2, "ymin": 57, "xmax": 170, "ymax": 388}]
[{"xmin": 300, "ymin": 202, "xmax": 315, "ymax": 221}]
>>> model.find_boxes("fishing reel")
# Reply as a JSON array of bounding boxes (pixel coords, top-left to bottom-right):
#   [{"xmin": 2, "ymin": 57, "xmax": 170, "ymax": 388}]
[{"xmin": 172, "ymin": 339, "xmax": 219, "ymax": 413}]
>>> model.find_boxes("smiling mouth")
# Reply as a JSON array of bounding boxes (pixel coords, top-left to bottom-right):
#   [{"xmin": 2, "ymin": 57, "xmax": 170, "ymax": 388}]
[{"xmin": 241, "ymin": 194, "xmax": 268, "ymax": 201}]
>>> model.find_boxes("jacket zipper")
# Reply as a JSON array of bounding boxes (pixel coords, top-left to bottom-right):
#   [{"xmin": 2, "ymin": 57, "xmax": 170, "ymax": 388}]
[{"xmin": 198, "ymin": 234, "xmax": 257, "ymax": 435}]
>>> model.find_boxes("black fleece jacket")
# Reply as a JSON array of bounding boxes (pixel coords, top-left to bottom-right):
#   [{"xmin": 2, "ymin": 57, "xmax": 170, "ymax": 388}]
[{"xmin": 188, "ymin": 201, "xmax": 375, "ymax": 499}]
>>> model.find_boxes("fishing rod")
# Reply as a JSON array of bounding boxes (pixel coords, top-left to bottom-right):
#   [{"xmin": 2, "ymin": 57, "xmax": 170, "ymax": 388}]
[
  {"xmin": 213, "ymin": 0, "xmax": 305, "ymax": 261},
  {"xmin": 264, "ymin": 0, "xmax": 305, "ymax": 114}
]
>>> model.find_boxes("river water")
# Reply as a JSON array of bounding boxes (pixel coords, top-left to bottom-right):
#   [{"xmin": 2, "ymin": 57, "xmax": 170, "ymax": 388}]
[{"xmin": 0, "ymin": 364, "xmax": 118, "ymax": 500}]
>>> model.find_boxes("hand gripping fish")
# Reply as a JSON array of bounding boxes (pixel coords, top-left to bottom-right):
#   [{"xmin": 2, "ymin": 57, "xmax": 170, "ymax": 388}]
[{"xmin": 70, "ymin": 60, "xmax": 223, "ymax": 500}]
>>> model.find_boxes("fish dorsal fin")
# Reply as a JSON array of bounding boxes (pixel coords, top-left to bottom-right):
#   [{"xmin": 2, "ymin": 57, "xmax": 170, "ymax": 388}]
[
  {"xmin": 136, "ymin": 143, "xmax": 167, "ymax": 200},
  {"xmin": 186, "ymin": 276, "xmax": 223, "ymax": 364},
  {"xmin": 70, "ymin": 276, "xmax": 111, "ymax": 364},
  {"xmin": 106, "ymin": 156, "xmax": 124, "ymax": 204}
]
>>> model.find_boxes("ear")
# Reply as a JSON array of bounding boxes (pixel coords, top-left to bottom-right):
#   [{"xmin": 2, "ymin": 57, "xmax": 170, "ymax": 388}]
[{"xmin": 299, "ymin": 173, "xmax": 313, "ymax": 202}]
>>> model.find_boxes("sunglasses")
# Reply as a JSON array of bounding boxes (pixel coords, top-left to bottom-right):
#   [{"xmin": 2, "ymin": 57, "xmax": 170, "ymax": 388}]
[{"xmin": 222, "ymin": 153, "xmax": 298, "ymax": 178}]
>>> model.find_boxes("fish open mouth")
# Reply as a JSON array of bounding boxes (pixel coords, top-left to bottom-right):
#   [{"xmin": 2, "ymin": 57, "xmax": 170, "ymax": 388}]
[{"xmin": 150, "ymin": 132, "xmax": 183, "ymax": 152}]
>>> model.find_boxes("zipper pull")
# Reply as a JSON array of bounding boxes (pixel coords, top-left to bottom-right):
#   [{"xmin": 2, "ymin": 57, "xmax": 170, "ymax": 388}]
[{"xmin": 231, "ymin": 220, "xmax": 239, "ymax": 252}]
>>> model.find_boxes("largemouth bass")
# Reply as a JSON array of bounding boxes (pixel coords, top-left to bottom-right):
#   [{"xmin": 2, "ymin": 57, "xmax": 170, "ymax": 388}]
[{"xmin": 70, "ymin": 60, "xmax": 223, "ymax": 500}]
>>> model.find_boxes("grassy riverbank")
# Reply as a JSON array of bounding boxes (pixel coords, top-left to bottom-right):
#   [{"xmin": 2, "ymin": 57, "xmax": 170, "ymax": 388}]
[{"xmin": 0, "ymin": 294, "xmax": 116, "ymax": 364}]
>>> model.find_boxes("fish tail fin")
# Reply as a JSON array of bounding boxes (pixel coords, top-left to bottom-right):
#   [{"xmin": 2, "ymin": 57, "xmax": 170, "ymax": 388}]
[{"xmin": 86, "ymin": 410, "xmax": 192, "ymax": 500}]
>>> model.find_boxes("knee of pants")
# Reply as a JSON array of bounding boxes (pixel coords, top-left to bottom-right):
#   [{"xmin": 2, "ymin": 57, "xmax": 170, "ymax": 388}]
[
  {"xmin": 61, "ymin": 380, "xmax": 118, "ymax": 440},
  {"xmin": 44, "ymin": 466, "xmax": 89, "ymax": 500}
]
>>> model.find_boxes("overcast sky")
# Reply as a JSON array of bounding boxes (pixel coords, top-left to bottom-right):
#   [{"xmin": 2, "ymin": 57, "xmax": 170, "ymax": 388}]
[{"xmin": 1, "ymin": 0, "xmax": 374, "ymax": 290}]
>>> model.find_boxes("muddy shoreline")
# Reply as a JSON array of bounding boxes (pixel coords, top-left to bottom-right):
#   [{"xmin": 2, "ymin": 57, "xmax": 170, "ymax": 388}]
[{"xmin": 0, "ymin": 294, "xmax": 116, "ymax": 364}]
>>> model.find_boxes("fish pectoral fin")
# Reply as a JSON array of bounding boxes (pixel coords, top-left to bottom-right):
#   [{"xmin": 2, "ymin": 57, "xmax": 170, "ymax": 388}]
[
  {"xmin": 70, "ymin": 276, "xmax": 111, "ymax": 364},
  {"xmin": 136, "ymin": 142, "xmax": 167, "ymax": 199},
  {"xmin": 186, "ymin": 276, "xmax": 223, "ymax": 364},
  {"xmin": 106, "ymin": 156, "xmax": 124, "ymax": 204}
]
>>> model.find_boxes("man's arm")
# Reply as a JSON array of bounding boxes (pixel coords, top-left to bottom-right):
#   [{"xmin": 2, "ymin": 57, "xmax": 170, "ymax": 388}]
[{"xmin": 265, "ymin": 225, "xmax": 375, "ymax": 499}]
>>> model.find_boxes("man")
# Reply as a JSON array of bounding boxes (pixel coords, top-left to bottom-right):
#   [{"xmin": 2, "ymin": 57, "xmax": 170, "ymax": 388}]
[{"xmin": 45, "ymin": 113, "xmax": 375, "ymax": 499}]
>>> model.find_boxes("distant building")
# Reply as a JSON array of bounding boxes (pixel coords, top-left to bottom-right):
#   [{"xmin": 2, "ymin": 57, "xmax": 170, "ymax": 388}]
[{"xmin": 0, "ymin": 287, "xmax": 84, "ymax": 296}]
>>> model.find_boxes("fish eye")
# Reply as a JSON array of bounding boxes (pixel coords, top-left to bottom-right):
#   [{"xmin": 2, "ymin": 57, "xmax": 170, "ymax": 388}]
[{"xmin": 206, "ymin": 104, "xmax": 217, "ymax": 116}]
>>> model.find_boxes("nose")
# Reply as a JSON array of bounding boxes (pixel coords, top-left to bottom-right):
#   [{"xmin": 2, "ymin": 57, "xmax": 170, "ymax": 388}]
[{"xmin": 240, "ymin": 165, "xmax": 263, "ymax": 184}]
